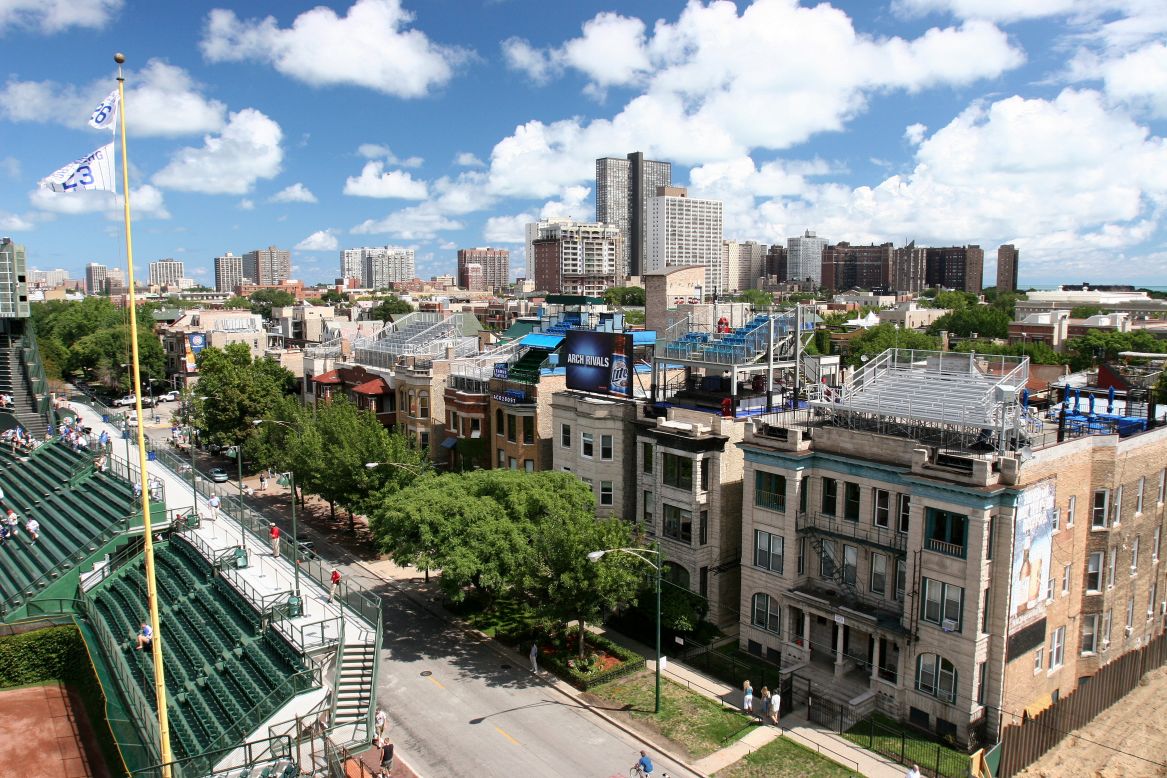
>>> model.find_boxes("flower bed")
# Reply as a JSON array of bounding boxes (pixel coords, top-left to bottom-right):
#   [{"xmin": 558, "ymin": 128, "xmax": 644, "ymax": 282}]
[{"xmin": 539, "ymin": 627, "xmax": 644, "ymax": 690}]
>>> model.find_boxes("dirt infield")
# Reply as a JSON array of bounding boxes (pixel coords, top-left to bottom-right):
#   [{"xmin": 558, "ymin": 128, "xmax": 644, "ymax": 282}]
[
  {"xmin": 0, "ymin": 681, "xmax": 111, "ymax": 778},
  {"xmin": 1015, "ymin": 664, "xmax": 1167, "ymax": 778}
]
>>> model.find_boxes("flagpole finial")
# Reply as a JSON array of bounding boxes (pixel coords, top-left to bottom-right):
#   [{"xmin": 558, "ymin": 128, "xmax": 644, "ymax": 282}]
[{"xmin": 114, "ymin": 52, "xmax": 125, "ymax": 64}]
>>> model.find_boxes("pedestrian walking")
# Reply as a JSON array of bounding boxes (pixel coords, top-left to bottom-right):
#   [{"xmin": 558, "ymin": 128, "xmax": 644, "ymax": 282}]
[
  {"xmin": 742, "ymin": 679, "xmax": 754, "ymax": 715},
  {"xmin": 259, "ymin": 474, "xmax": 267, "ymax": 491},
  {"xmin": 760, "ymin": 687, "xmax": 771, "ymax": 719},
  {"xmin": 269, "ymin": 524, "xmax": 281, "ymax": 557},
  {"xmin": 529, "ymin": 642, "xmax": 539, "ymax": 673},
  {"xmin": 373, "ymin": 737, "xmax": 394, "ymax": 777},
  {"xmin": 375, "ymin": 707, "xmax": 387, "ymax": 737},
  {"xmin": 770, "ymin": 689, "xmax": 781, "ymax": 727},
  {"xmin": 208, "ymin": 494, "xmax": 220, "ymax": 521},
  {"xmin": 328, "ymin": 568, "xmax": 341, "ymax": 602},
  {"xmin": 905, "ymin": 765, "xmax": 921, "ymax": 778}
]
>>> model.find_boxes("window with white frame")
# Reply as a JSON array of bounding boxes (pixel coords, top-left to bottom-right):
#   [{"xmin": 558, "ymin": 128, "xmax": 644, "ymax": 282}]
[
  {"xmin": 600, "ymin": 481, "xmax": 613, "ymax": 506},
  {"xmin": 820, "ymin": 539, "xmax": 837, "ymax": 578},
  {"xmin": 642, "ymin": 442, "xmax": 653, "ymax": 474},
  {"xmin": 581, "ymin": 431, "xmax": 594, "ymax": 458},
  {"xmin": 1086, "ymin": 552, "xmax": 1103, "ymax": 593},
  {"xmin": 921, "ymin": 578, "xmax": 964, "ymax": 632},
  {"xmin": 642, "ymin": 490, "xmax": 653, "ymax": 528},
  {"xmin": 1052, "ymin": 507, "xmax": 1060, "ymax": 532},
  {"xmin": 1102, "ymin": 610, "xmax": 1112, "ymax": 646},
  {"xmin": 870, "ymin": 553, "xmax": 887, "ymax": 595},
  {"xmin": 843, "ymin": 544, "xmax": 858, "ymax": 586},
  {"xmin": 1155, "ymin": 526, "xmax": 1162, "ymax": 563},
  {"xmin": 897, "ymin": 493, "xmax": 911, "ymax": 534},
  {"xmin": 1160, "ymin": 468, "xmax": 1166, "ymax": 504},
  {"xmin": 1045, "ymin": 576, "xmax": 1055, "ymax": 603},
  {"xmin": 663, "ymin": 503, "xmax": 692, "ymax": 543},
  {"xmin": 1062, "ymin": 563, "xmax": 1071, "ymax": 595},
  {"xmin": 1137, "ymin": 477, "xmax": 1145, "ymax": 514},
  {"xmin": 1113, "ymin": 485, "xmax": 1124, "ymax": 525},
  {"xmin": 916, "ymin": 654, "xmax": 957, "ymax": 702},
  {"xmin": 751, "ymin": 593, "xmax": 782, "ymax": 634},
  {"xmin": 600, "ymin": 434, "xmax": 613, "ymax": 460},
  {"xmin": 1107, "ymin": 547, "xmax": 1117, "ymax": 589},
  {"xmin": 754, "ymin": 529, "xmax": 783, "ymax": 574},
  {"xmin": 1033, "ymin": 647, "xmax": 1044, "ymax": 673},
  {"xmin": 797, "ymin": 537, "xmax": 805, "ymax": 575},
  {"xmin": 1149, "ymin": 582, "xmax": 1158, "ymax": 621},
  {"xmin": 1049, "ymin": 626, "xmax": 1065, "ymax": 669},
  {"xmin": 1126, "ymin": 597, "xmax": 1135, "ymax": 631},
  {"xmin": 1081, "ymin": 614, "xmax": 1098, "ymax": 654},
  {"xmin": 873, "ymin": 488, "xmax": 891, "ymax": 528},
  {"xmin": 1131, "ymin": 535, "xmax": 1140, "ymax": 575},
  {"xmin": 1067, "ymin": 495, "xmax": 1076, "ymax": 527},
  {"xmin": 1092, "ymin": 489, "xmax": 1109, "ymax": 528},
  {"xmin": 895, "ymin": 559, "xmax": 906, "ymax": 601}
]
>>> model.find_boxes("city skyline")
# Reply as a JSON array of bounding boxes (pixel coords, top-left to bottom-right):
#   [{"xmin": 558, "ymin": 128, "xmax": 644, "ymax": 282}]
[{"xmin": 1, "ymin": 0, "xmax": 1165, "ymax": 287}]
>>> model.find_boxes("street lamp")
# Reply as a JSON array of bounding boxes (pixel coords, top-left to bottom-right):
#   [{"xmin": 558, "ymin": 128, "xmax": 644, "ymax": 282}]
[
  {"xmin": 253, "ymin": 419, "xmax": 301, "ymax": 598},
  {"xmin": 363, "ymin": 460, "xmax": 424, "ymax": 475},
  {"xmin": 588, "ymin": 544, "xmax": 663, "ymax": 714}
]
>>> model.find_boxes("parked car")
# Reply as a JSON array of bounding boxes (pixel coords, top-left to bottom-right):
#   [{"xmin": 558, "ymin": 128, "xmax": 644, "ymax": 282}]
[
  {"xmin": 208, "ymin": 467, "xmax": 230, "ymax": 483},
  {"xmin": 112, "ymin": 395, "xmax": 137, "ymax": 407},
  {"xmin": 158, "ymin": 390, "xmax": 180, "ymax": 402}
]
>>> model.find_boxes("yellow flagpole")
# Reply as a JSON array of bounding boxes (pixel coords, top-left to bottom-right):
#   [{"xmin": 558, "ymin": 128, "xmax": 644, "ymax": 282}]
[{"xmin": 114, "ymin": 51, "xmax": 174, "ymax": 776}]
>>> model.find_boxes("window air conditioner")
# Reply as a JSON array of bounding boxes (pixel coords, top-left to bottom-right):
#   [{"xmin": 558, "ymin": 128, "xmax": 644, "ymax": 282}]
[
  {"xmin": 1125, "ymin": 625, "xmax": 1133, "ymax": 636},
  {"xmin": 942, "ymin": 618, "xmax": 958, "ymax": 633}
]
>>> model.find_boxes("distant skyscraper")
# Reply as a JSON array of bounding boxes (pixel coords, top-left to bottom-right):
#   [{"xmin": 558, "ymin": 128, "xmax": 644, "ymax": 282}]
[
  {"xmin": 243, "ymin": 246, "xmax": 291, "ymax": 286},
  {"xmin": 525, "ymin": 217, "xmax": 575, "ymax": 278},
  {"xmin": 996, "ymin": 244, "xmax": 1019, "ymax": 292},
  {"xmin": 85, "ymin": 263, "xmax": 108, "ymax": 295},
  {"xmin": 596, "ymin": 151, "xmax": 671, "ymax": 277},
  {"xmin": 532, "ymin": 221, "xmax": 622, "ymax": 296},
  {"xmin": 360, "ymin": 246, "xmax": 415, "ymax": 288},
  {"xmin": 765, "ymin": 244, "xmax": 788, "ymax": 282},
  {"xmin": 646, "ymin": 187, "xmax": 724, "ymax": 294},
  {"xmin": 457, "ymin": 247, "xmax": 510, "ymax": 291},
  {"xmin": 925, "ymin": 245, "xmax": 984, "ymax": 293},
  {"xmin": 214, "ymin": 252, "xmax": 244, "ymax": 293},
  {"xmin": 820, "ymin": 242, "xmax": 892, "ymax": 292},
  {"xmin": 29, "ymin": 268, "xmax": 70, "ymax": 288},
  {"xmin": 149, "ymin": 258, "xmax": 185, "ymax": 287},
  {"xmin": 104, "ymin": 267, "xmax": 127, "ymax": 294},
  {"xmin": 786, "ymin": 230, "xmax": 828, "ymax": 285},
  {"xmin": 723, "ymin": 240, "xmax": 768, "ymax": 293},
  {"xmin": 891, "ymin": 242, "xmax": 926, "ymax": 293},
  {"xmin": 340, "ymin": 248, "xmax": 364, "ymax": 285}
]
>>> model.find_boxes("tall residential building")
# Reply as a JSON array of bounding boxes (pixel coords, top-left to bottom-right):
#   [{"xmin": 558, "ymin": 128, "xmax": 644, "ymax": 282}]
[
  {"xmin": 361, "ymin": 246, "xmax": 415, "ymax": 289},
  {"xmin": 214, "ymin": 252, "xmax": 245, "ymax": 293},
  {"xmin": 243, "ymin": 246, "xmax": 292, "ymax": 286},
  {"xmin": 532, "ymin": 221, "xmax": 623, "ymax": 296},
  {"xmin": 457, "ymin": 248, "xmax": 510, "ymax": 291},
  {"xmin": 0, "ymin": 238, "xmax": 29, "ymax": 318},
  {"xmin": 85, "ymin": 263, "xmax": 108, "ymax": 295},
  {"xmin": 997, "ymin": 244, "xmax": 1020, "ymax": 292},
  {"xmin": 820, "ymin": 242, "xmax": 893, "ymax": 292},
  {"xmin": 28, "ymin": 268, "xmax": 69, "ymax": 289},
  {"xmin": 765, "ymin": 244, "xmax": 788, "ymax": 282},
  {"xmin": 646, "ymin": 186, "xmax": 725, "ymax": 295},
  {"xmin": 148, "ymin": 258, "xmax": 185, "ymax": 288},
  {"xmin": 723, "ymin": 240, "xmax": 768, "ymax": 293},
  {"xmin": 786, "ymin": 230, "xmax": 829, "ymax": 286},
  {"xmin": 340, "ymin": 249, "xmax": 364, "ymax": 285},
  {"xmin": 891, "ymin": 242, "xmax": 927, "ymax": 294},
  {"xmin": 596, "ymin": 151, "xmax": 672, "ymax": 277},
  {"xmin": 105, "ymin": 267, "xmax": 126, "ymax": 294},
  {"xmin": 925, "ymin": 245, "xmax": 984, "ymax": 293},
  {"xmin": 525, "ymin": 217, "xmax": 575, "ymax": 279}
]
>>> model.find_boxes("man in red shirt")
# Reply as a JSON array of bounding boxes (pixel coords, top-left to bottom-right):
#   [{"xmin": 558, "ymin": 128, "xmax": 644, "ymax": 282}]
[
  {"xmin": 270, "ymin": 524, "xmax": 281, "ymax": 558},
  {"xmin": 329, "ymin": 568, "xmax": 341, "ymax": 602}
]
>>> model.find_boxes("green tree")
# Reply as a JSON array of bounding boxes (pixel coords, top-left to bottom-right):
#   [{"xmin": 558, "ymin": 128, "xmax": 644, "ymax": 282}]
[
  {"xmin": 247, "ymin": 289, "xmax": 297, "ymax": 320},
  {"xmin": 951, "ymin": 340, "xmax": 1066, "ymax": 365},
  {"xmin": 927, "ymin": 306, "xmax": 1011, "ymax": 339},
  {"xmin": 367, "ymin": 296, "xmax": 413, "ymax": 320},
  {"xmin": 191, "ymin": 343, "xmax": 297, "ymax": 449},
  {"xmin": 603, "ymin": 286, "xmax": 646, "ymax": 306},
  {"xmin": 845, "ymin": 324, "xmax": 939, "ymax": 367},
  {"xmin": 67, "ymin": 326, "xmax": 164, "ymax": 391},
  {"xmin": 1069, "ymin": 305, "xmax": 1105, "ymax": 319},
  {"xmin": 223, "ymin": 295, "xmax": 251, "ymax": 310},
  {"xmin": 1064, "ymin": 330, "xmax": 1167, "ymax": 371},
  {"xmin": 319, "ymin": 289, "xmax": 346, "ymax": 304},
  {"xmin": 737, "ymin": 288, "xmax": 774, "ymax": 308},
  {"xmin": 624, "ymin": 310, "xmax": 646, "ymax": 326}
]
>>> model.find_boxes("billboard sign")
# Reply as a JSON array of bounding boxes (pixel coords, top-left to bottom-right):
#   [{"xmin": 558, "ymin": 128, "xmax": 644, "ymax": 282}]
[
  {"xmin": 184, "ymin": 332, "xmax": 207, "ymax": 373},
  {"xmin": 564, "ymin": 330, "xmax": 633, "ymax": 397},
  {"xmin": 1009, "ymin": 479, "xmax": 1056, "ymax": 634}
]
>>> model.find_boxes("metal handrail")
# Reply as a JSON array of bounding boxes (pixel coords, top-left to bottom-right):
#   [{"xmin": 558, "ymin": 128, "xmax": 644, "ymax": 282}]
[
  {"xmin": 796, "ymin": 511, "xmax": 908, "ymax": 554},
  {"xmin": 198, "ymin": 664, "xmax": 322, "ymax": 758},
  {"xmin": 133, "ymin": 733, "xmax": 295, "ymax": 778}
]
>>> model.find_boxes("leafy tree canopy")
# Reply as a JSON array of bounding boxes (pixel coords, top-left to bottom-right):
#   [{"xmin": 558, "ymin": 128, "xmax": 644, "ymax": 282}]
[
  {"xmin": 603, "ymin": 286, "xmax": 646, "ymax": 306},
  {"xmin": 223, "ymin": 295, "xmax": 251, "ymax": 310},
  {"xmin": 248, "ymin": 289, "xmax": 297, "ymax": 320},
  {"xmin": 844, "ymin": 323, "xmax": 939, "ymax": 367},
  {"xmin": 190, "ymin": 343, "xmax": 297, "ymax": 448},
  {"xmin": 1063, "ymin": 330, "xmax": 1167, "ymax": 371},
  {"xmin": 30, "ymin": 298, "xmax": 163, "ymax": 389},
  {"xmin": 367, "ymin": 296, "xmax": 413, "ymax": 320},
  {"xmin": 737, "ymin": 288, "xmax": 774, "ymax": 308},
  {"xmin": 1069, "ymin": 305, "xmax": 1105, "ymax": 319},
  {"xmin": 950, "ymin": 340, "xmax": 1066, "ymax": 366},
  {"xmin": 927, "ymin": 305, "xmax": 1011, "ymax": 339}
]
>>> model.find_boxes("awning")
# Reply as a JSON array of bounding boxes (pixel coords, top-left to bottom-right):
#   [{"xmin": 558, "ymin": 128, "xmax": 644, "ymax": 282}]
[
  {"xmin": 632, "ymin": 330, "xmax": 656, "ymax": 346},
  {"xmin": 440, "ymin": 436, "xmax": 458, "ymax": 449},
  {"xmin": 520, "ymin": 333, "xmax": 564, "ymax": 350}
]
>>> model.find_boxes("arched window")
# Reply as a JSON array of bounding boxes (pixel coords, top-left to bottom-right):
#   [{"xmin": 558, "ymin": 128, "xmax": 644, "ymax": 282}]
[
  {"xmin": 750, "ymin": 593, "xmax": 781, "ymax": 634},
  {"xmin": 916, "ymin": 653, "xmax": 957, "ymax": 702},
  {"xmin": 664, "ymin": 563, "xmax": 690, "ymax": 591}
]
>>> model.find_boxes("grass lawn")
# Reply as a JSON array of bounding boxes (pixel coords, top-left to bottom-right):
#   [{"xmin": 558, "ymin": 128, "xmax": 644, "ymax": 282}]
[
  {"xmin": 842, "ymin": 713, "xmax": 968, "ymax": 778},
  {"xmin": 587, "ymin": 671, "xmax": 755, "ymax": 759},
  {"xmin": 445, "ymin": 593, "xmax": 534, "ymax": 641},
  {"xmin": 713, "ymin": 736, "xmax": 858, "ymax": 778}
]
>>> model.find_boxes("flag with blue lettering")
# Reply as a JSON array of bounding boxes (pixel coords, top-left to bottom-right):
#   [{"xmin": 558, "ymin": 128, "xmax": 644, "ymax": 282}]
[
  {"xmin": 38, "ymin": 143, "xmax": 117, "ymax": 193},
  {"xmin": 88, "ymin": 89, "xmax": 119, "ymax": 130}
]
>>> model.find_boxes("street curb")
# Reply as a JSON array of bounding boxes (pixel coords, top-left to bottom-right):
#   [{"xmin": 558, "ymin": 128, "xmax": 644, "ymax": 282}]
[{"xmin": 380, "ymin": 575, "xmax": 712, "ymax": 778}]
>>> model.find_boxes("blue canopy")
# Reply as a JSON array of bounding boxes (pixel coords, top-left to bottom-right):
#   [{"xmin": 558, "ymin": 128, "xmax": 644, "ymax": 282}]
[{"xmin": 520, "ymin": 333, "xmax": 565, "ymax": 350}]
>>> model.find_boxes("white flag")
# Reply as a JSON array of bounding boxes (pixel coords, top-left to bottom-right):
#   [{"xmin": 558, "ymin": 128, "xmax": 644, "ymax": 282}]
[
  {"xmin": 88, "ymin": 89, "xmax": 119, "ymax": 130},
  {"xmin": 38, "ymin": 143, "xmax": 117, "ymax": 193}
]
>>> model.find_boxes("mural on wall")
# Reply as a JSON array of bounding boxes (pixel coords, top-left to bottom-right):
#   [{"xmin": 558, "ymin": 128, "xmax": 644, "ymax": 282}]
[{"xmin": 1009, "ymin": 478, "xmax": 1057, "ymax": 634}]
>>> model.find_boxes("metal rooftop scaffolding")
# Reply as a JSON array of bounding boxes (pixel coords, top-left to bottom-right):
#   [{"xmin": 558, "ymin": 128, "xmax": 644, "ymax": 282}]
[
  {"xmin": 807, "ymin": 349, "xmax": 1030, "ymax": 453},
  {"xmin": 351, "ymin": 311, "xmax": 478, "ymax": 369}
]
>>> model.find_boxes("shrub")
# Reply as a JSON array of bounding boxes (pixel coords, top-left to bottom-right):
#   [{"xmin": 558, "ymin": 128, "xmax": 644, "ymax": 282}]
[{"xmin": 540, "ymin": 627, "xmax": 644, "ymax": 690}]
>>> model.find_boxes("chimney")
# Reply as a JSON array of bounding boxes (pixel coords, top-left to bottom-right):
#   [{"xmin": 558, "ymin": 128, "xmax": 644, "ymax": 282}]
[{"xmin": 939, "ymin": 330, "xmax": 949, "ymax": 351}]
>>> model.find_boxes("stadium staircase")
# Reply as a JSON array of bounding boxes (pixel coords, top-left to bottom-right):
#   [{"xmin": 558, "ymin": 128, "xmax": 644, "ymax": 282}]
[
  {"xmin": 88, "ymin": 534, "xmax": 316, "ymax": 764},
  {"xmin": 0, "ymin": 439, "xmax": 143, "ymax": 616},
  {"xmin": 506, "ymin": 348, "xmax": 550, "ymax": 383},
  {"xmin": 0, "ymin": 334, "xmax": 48, "ymax": 437},
  {"xmin": 331, "ymin": 640, "xmax": 376, "ymax": 735}
]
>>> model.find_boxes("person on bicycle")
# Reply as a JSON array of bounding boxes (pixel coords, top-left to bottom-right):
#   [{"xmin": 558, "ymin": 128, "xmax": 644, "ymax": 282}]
[{"xmin": 634, "ymin": 749, "xmax": 654, "ymax": 775}]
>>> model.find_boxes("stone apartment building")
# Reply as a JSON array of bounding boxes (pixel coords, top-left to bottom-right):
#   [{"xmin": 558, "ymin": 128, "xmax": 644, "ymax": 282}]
[
  {"xmin": 551, "ymin": 391, "xmax": 641, "ymax": 521},
  {"xmin": 735, "ymin": 348, "xmax": 1166, "ymax": 746}
]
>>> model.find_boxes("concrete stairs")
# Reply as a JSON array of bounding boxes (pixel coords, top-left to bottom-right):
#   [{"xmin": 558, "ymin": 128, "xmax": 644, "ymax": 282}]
[{"xmin": 332, "ymin": 638, "xmax": 377, "ymax": 741}]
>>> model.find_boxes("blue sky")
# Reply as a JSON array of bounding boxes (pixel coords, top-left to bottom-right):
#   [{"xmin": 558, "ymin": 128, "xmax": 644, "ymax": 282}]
[{"xmin": 1, "ymin": 0, "xmax": 1165, "ymax": 287}]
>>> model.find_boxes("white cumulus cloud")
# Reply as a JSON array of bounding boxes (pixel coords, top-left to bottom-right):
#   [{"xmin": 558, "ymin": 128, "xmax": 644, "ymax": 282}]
[
  {"xmin": 343, "ymin": 162, "xmax": 427, "ymax": 199},
  {"xmin": 352, "ymin": 203, "xmax": 462, "ymax": 239},
  {"xmin": 152, "ymin": 108, "xmax": 283, "ymax": 195},
  {"xmin": 0, "ymin": 0, "xmax": 121, "ymax": 34},
  {"xmin": 295, "ymin": 229, "xmax": 339, "ymax": 251},
  {"xmin": 0, "ymin": 59, "xmax": 226, "ymax": 137},
  {"xmin": 269, "ymin": 182, "xmax": 317, "ymax": 203},
  {"xmin": 454, "ymin": 152, "xmax": 484, "ymax": 167},
  {"xmin": 30, "ymin": 183, "xmax": 169, "ymax": 220},
  {"xmin": 201, "ymin": 0, "xmax": 472, "ymax": 98},
  {"xmin": 356, "ymin": 143, "xmax": 423, "ymax": 168}
]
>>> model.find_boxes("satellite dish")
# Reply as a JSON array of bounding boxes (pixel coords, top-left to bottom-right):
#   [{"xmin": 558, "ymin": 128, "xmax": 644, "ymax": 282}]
[{"xmin": 860, "ymin": 355, "xmax": 869, "ymax": 363}]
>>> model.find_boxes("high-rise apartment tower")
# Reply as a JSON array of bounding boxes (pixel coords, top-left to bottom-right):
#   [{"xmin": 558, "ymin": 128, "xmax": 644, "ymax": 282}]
[{"xmin": 596, "ymin": 151, "xmax": 671, "ymax": 277}]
